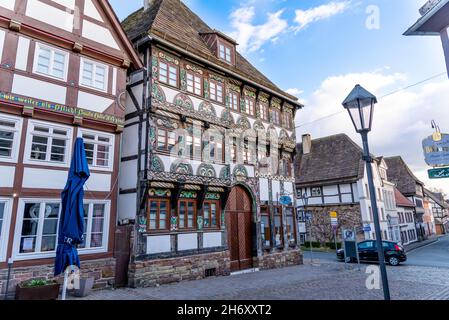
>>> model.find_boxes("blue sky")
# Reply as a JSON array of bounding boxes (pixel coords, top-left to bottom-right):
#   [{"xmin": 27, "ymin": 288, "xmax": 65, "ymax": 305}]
[{"xmin": 111, "ymin": 0, "xmax": 449, "ymax": 193}]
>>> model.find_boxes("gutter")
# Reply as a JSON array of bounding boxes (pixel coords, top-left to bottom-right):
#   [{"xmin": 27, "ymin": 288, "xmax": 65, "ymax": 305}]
[
  {"xmin": 150, "ymin": 34, "xmax": 304, "ymax": 109},
  {"xmin": 403, "ymin": 0, "xmax": 449, "ymax": 36}
]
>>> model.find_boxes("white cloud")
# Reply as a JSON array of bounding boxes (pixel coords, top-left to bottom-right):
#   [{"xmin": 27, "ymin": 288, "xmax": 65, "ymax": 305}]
[
  {"xmin": 293, "ymin": 1, "xmax": 351, "ymax": 32},
  {"xmin": 229, "ymin": 6, "xmax": 288, "ymax": 53},
  {"xmin": 285, "ymin": 88, "xmax": 304, "ymax": 96},
  {"xmin": 296, "ymin": 70, "xmax": 449, "ymax": 194}
]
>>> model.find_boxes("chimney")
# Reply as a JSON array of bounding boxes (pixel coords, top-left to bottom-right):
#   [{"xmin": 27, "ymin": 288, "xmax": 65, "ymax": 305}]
[{"xmin": 302, "ymin": 134, "xmax": 311, "ymax": 155}]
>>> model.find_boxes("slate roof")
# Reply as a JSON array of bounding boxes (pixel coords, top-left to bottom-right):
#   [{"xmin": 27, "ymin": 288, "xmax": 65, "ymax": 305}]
[
  {"xmin": 121, "ymin": 0, "xmax": 300, "ymax": 105},
  {"xmin": 295, "ymin": 134, "xmax": 366, "ymax": 187},
  {"xmin": 384, "ymin": 156, "xmax": 424, "ymax": 196},
  {"xmin": 424, "ymin": 189, "xmax": 449, "ymax": 209},
  {"xmin": 394, "ymin": 188, "xmax": 416, "ymax": 208}
]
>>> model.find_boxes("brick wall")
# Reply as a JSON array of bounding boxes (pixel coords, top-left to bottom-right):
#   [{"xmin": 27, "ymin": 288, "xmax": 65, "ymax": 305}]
[
  {"xmin": 306, "ymin": 204, "xmax": 363, "ymax": 244},
  {"xmin": 128, "ymin": 251, "xmax": 231, "ymax": 288},
  {"xmin": 0, "ymin": 258, "xmax": 115, "ymax": 298},
  {"xmin": 254, "ymin": 249, "xmax": 303, "ymax": 270}
]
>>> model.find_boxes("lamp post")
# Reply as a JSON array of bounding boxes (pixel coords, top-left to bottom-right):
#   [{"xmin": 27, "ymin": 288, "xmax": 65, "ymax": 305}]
[{"xmin": 342, "ymin": 84, "xmax": 391, "ymax": 301}]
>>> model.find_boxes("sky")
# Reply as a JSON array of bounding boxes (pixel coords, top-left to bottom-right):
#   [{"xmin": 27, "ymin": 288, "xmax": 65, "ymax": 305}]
[{"xmin": 110, "ymin": 0, "xmax": 449, "ymax": 194}]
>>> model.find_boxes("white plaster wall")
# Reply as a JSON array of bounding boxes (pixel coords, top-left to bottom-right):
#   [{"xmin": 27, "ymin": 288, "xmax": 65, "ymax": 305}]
[
  {"xmin": 121, "ymin": 123, "xmax": 138, "ymax": 158},
  {"xmin": 85, "ymin": 173, "xmax": 111, "ymax": 192},
  {"xmin": 118, "ymin": 193, "xmax": 136, "ymax": 220},
  {"xmin": 15, "ymin": 37, "xmax": 30, "ymax": 71},
  {"xmin": 324, "ymin": 196, "xmax": 339, "ymax": 204},
  {"xmin": 0, "ymin": 166, "xmax": 15, "ymax": 187},
  {"xmin": 272, "ymin": 180, "xmax": 280, "ymax": 200},
  {"xmin": 341, "ymin": 194, "xmax": 353, "ymax": 203},
  {"xmin": 340, "ymin": 184, "xmax": 351, "ymax": 193},
  {"xmin": 147, "ymin": 235, "xmax": 171, "ymax": 254},
  {"xmin": 22, "ymin": 168, "xmax": 67, "ymax": 189},
  {"xmin": 177, "ymin": 233, "xmax": 198, "ymax": 251},
  {"xmin": 0, "ymin": 0, "xmax": 15, "ymax": 10},
  {"xmin": 26, "ymin": 0, "xmax": 74, "ymax": 32},
  {"xmin": 77, "ymin": 91, "xmax": 114, "ymax": 113},
  {"xmin": 203, "ymin": 232, "xmax": 222, "ymax": 248},
  {"xmin": 125, "ymin": 85, "xmax": 143, "ymax": 114},
  {"xmin": 82, "ymin": 20, "xmax": 119, "ymax": 50},
  {"xmin": 12, "ymin": 75, "xmax": 67, "ymax": 104},
  {"xmin": 0, "ymin": 28, "xmax": 5, "ymax": 62},
  {"xmin": 307, "ymin": 197, "xmax": 323, "ymax": 206},
  {"xmin": 259, "ymin": 178, "xmax": 269, "ymax": 201},
  {"xmin": 284, "ymin": 182, "xmax": 293, "ymax": 197},
  {"xmin": 112, "ymin": 67, "xmax": 117, "ymax": 95},
  {"xmin": 84, "ymin": 0, "xmax": 103, "ymax": 22},
  {"xmin": 52, "ymin": 0, "xmax": 75, "ymax": 10},
  {"xmin": 119, "ymin": 160, "xmax": 137, "ymax": 190},
  {"xmin": 323, "ymin": 185, "xmax": 338, "ymax": 195}
]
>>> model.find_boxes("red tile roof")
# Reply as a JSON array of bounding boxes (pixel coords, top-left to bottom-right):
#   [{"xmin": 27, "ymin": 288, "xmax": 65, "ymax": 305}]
[{"xmin": 394, "ymin": 188, "xmax": 415, "ymax": 208}]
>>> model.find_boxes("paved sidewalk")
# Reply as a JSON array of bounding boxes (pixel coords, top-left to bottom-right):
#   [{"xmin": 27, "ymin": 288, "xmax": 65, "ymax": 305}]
[
  {"xmin": 69, "ymin": 260, "xmax": 449, "ymax": 300},
  {"xmin": 405, "ymin": 235, "xmax": 440, "ymax": 252}
]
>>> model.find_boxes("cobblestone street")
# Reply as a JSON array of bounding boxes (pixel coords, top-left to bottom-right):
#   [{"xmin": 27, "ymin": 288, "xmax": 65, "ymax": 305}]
[{"xmin": 71, "ymin": 259, "xmax": 449, "ymax": 300}]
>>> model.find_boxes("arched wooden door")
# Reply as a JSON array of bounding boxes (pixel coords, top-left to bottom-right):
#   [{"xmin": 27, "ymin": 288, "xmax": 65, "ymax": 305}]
[{"xmin": 225, "ymin": 186, "xmax": 253, "ymax": 271}]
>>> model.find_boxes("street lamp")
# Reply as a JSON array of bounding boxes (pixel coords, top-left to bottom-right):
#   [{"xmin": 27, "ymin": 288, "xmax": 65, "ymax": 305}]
[{"xmin": 342, "ymin": 84, "xmax": 391, "ymax": 301}]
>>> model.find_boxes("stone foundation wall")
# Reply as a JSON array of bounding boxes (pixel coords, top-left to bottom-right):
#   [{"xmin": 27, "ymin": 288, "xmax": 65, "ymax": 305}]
[
  {"xmin": 0, "ymin": 258, "xmax": 115, "ymax": 297},
  {"xmin": 255, "ymin": 249, "xmax": 303, "ymax": 270},
  {"xmin": 129, "ymin": 251, "xmax": 231, "ymax": 288}
]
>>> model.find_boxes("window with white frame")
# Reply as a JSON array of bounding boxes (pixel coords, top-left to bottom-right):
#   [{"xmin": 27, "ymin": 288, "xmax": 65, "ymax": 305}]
[
  {"xmin": 219, "ymin": 43, "xmax": 232, "ymax": 63},
  {"xmin": 209, "ymin": 80, "xmax": 223, "ymax": 103},
  {"xmin": 79, "ymin": 130, "xmax": 114, "ymax": 170},
  {"xmin": 14, "ymin": 199, "xmax": 109, "ymax": 259},
  {"xmin": 0, "ymin": 114, "xmax": 21, "ymax": 162},
  {"xmin": 27, "ymin": 121, "xmax": 71, "ymax": 164},
  {"xmin": 79, "ymin": 202, "xmax": 108, "ymax": 249},
  {"xmin": 0, "ymin": 199, "xmax": 11, "ymax": 262},
  {"xmin": 186, "ymin": 72, "xmax": 202, "ymax": 96},
  {"xmin": 80, "ymin": 58, "xmax": 108, "ymax": 92},
  {"xmin": 34, "ymin": 43, "xmax": 68, "ymax": 80},
  {"xmin": 158, "ymin": 61, "xmax": 178, "ymax": 87}
]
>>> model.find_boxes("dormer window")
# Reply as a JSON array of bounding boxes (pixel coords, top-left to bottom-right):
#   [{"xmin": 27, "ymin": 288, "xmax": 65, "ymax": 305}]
[{"xmin": 219, "ymin": 43, "xmax": 232, "ymax": 63}]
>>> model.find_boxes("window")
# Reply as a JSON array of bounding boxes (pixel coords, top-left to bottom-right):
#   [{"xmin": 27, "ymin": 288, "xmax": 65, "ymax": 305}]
[
  {"xmin": 186, "ymin": 127, "xmax": 202, "ymax": 160},
  {"xmin": 273, "ymin": 206, "xmax": 283, "ymax": 247},
  {"xmin": 207, "ymin": 134, "xmax": 223, "ymax": 163},
  {"xmin": 209, "ymin": 80, "xmax": 223, "ymax": 103},
  {"xmin": 230, "ymin": 137, "xmax": 238, "ymax": 163},
  {"xmin": 358, "ymin": 241, "xmax": 374, "ymax": 250},
  {"xmin": 157, "ymin": 127, "xmax": 176, "ymax": 153},
  {"xmin": 280, "ymin": 158, "xmax": 292, "ymax": 177},
  {"xmin": 178, "ymin": 200, "xmax": 196, "ymax": 230},
  {"xmin": 158, "ymin": 61, "xmax": 178, "ymax": 87},
  {"xmin": 270, "ymin": 108, "xmax": 281, "ymax": 125},
  {"xmin": 79, "ymin": 202, "xmax": 108, "ymax": 249},
  {"xmin": 229, "ymin": 91, "xmax": 240, "ymax": 112},
  {"xmin": 26, "ymin": 121, "xmax": 71, "ymax": 165},
  {"xmin": 381, "ymin": 208, "xmax": 385, "ymax": 221},
  {"xmin": 0, "ymin": 115, "xmax": 21, "ymax": 162},
  {"xmin": 0, "ymin": 200, "xmax": 11, "ymax": 262},
  {"xmin": 311, "ymin": 187, "xmax": 322, "ymax": 197},
  {"xmin": 260, "ymin": 206, "xmax": 271, "ymax": 248},
  {"xmin": 80, "ymin": 59, "xmax": 108, "ymax": 92},
  {"xmin": 187, "ymin": 72, "xmax": 202, "ymax": 96},
  {"xmin": 34, "ymin": 43, "xmax": 68, "ymax": 80},
  {"xmin": 203, "ymin": 201, "xmax": 219, "ymax": 229},
  {"xmin": 147, "ymin": 199, "xmax": 169, "ymax": 231},
  {"xmin": 243, "ymin": 139, "xmax": 253, "ymax": 164},
  {"xmin": 17, "ymin": 201, "xmax": 60, "ymax": 255},
  {"xmin": 283, "ymin": 112, "xmax": 293, "ymax": 129},
  {"xmin": 219, "ymin": 43, "xmax": 232, "ymax": 63},
  {"xmin": 245, "ymin": 97, "xmax": 255, "ymax": 116},
  {"xmin": 260, "ymin": 103, "xmax": 269, "ymax": 121},
  {"xmin": 285, "ymin": 207, "xmax": 296, "ymax": 245},
  {"xmin": 79, "ymin": 130, "xmax": 114, "ymax": 170}
]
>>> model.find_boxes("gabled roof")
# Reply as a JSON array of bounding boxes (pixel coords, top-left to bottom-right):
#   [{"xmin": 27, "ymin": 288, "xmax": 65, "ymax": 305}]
[
  {"xmin": 384, "ymin": 156, "xmax": 424, "ymax": 196},
  {"xmin": 394, "ymin": 188, "xmax": 416, "ymax": 208},
  {"xmin": 295, "ymin": 134, "xmax": 366, "ymax": 187},
  {"xmin": 404, "ymin": 0, "xmax": 449, "ymax": 36},
  {"xmin": 424, "ymin": 189, "xmax": 449, "ymax": 208},
  {"xmin": 121, "ymin": 0, "xmax": 300, "ymax": 106}
]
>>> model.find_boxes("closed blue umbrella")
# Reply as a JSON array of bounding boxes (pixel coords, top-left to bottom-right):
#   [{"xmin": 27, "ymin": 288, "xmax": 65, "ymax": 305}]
[{"xmin": 54, "ymin": 137, "xmax": 90, "ymax": 277}]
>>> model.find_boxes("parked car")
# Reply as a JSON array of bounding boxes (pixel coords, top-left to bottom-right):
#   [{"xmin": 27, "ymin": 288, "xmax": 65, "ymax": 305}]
[{"xmin": 337, "ymin": 240, "xmax": 407, "ymax": 266}]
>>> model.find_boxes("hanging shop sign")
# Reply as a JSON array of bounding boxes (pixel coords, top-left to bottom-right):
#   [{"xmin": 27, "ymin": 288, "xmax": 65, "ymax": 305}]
[
  {"xmin": 0, "ymin": 92, "xmax": 124, "ymax": 126},
  {"xmin": 422, "ymin": 132, "xmax": 449, "ymax": 167}
]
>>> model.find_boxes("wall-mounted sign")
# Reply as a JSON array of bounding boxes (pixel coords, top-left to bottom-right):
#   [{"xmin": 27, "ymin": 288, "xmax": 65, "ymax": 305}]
[
  {"xmin": 428, "ymin": 167, "xmax": 449, "ymax": 179},
  {"xmin": 422, "ymin": 133, "xmax": 449, "ymax": 167},
  {"xmin": 280, "ymin": 196, "xmax": 292, "ymax": 205},
  {"xmin": 298, "ymin": 222, "xmax": 307, "ymax": 234}
]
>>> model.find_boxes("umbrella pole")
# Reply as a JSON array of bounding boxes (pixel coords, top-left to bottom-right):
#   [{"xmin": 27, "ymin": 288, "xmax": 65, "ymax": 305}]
[{"xmin": 61, "ymin": 268, "xmax": 69, "ymax": 300}]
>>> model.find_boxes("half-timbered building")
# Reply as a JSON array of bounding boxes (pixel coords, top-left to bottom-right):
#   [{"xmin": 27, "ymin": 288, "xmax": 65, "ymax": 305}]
[
  {"xmin": 120, "ymin": 0, "xmax": 303, "ymax": 287},
  {"xmin": 0, "ymin": 0, "xmax": 142, "ymax": 296}
]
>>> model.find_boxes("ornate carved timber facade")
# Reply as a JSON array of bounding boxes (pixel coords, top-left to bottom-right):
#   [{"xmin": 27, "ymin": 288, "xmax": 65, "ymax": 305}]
[
  {"xmin": 120, "ymin": 0, "xmax": 303, "ymax": 286},
  {"xmin": 0, "ymin": 0, "xmax": 142, "ymax": 295}
]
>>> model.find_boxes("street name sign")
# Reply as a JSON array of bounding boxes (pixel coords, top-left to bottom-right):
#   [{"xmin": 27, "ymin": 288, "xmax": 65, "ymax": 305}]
[
  {"xmin": 363, "ymin": 225, "xmax": 372, "ymax": 232},
  {"xmin": 428, "ymin": 167, "xmax": 449, "ymax": 179}
]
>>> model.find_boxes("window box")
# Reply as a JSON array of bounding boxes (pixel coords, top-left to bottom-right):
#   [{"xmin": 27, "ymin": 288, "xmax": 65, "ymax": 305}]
[
  {"xmin": 33, "ymin": 43, "xmax": 69, "ymax": 81},
  {"xmin": 15, "ymin": 279, "xmax": 60, "ymax": 300},
  {"xmin": 0, "ymin": 114, "xmax": 22, "ymax": 163}
]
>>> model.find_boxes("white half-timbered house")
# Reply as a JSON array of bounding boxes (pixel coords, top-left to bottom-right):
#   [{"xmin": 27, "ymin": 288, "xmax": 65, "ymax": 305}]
[
  {"xmin": 0, "ymin": 0, "xmax": 142, "ymax": 296},
  {"xmin": 119, "ymin": 0, "xmax": 303, "ymax": 287}
]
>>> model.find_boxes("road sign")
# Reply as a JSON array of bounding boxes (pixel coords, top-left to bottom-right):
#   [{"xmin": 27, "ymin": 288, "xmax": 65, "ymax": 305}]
[
  {"xmin": 331, "ymin": 218, "xmax": 338, "ymax": 227},
  {"xmin": 343, "ymin": 229, "xmax": 356, "ymax": 241},
  {"xmin": 428, "ymin": 167, "xmax": 449, "ymax": 179},
  {"xmin": 423, "ymin": 133, "xmax": 449, "ymax": 167},
  {"xmin": 329, "ymin": 211, "xmax": 338, "ymax": 218},
  {"xmin": 298, "ymin": 222, "xmax": 306, "ymax": 234},
  {"xmin": 363, "ymin": 225, "xmax": 372, "ymax": 232},
  {"xmin": 280, "ymin": 196, "xmax": 292, "ymax": 205}
]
